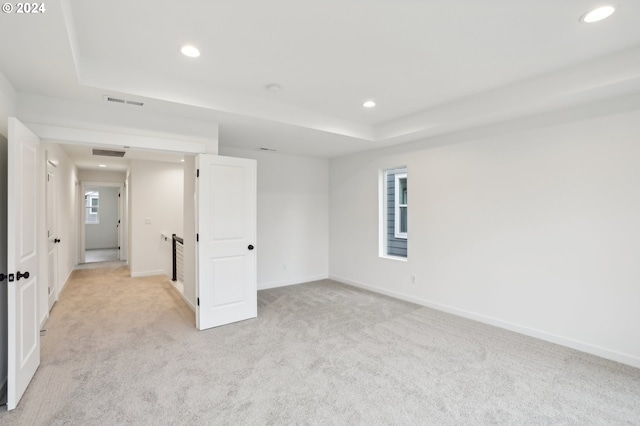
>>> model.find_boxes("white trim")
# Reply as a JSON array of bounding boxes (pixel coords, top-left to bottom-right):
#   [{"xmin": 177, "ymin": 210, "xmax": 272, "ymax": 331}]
[
  {"xmin": 57, "ymin": 268, "xmax": 75, "ymax": 297},
  {"xmin": 39, "ymin": 313, "xmax": 48, "ymax": 330},
  {"xmin": 130, "ymin": 270, "xmax": 166, "ymax": 278},
  {"xmin": 378, "ymin": 169, "xmax": 385, "ymax": 258},
  {"xmin": 328, "ymin": 274, "xmax": 640, "ymax": 369},
  {"xmin": 25, "ymin": 123, "xmax": 208, "ymax": 155},
  {"xmin": 379, "ymin": 254, "xmax": 408, "ymax": 262},
  {"xmin": 169, "ymin": 280, "xmax": 195, "ymax": 312},
  {"xmin": 394, "ymin": 172, "xmax": 407, "ymax": 239},
  {"xmin": 258, "ymin": 274, "xmax": 329, "ymax": 290},
  {"xmin": 380, "ymin": 167, "xmax": 408, "ymax": 259}
]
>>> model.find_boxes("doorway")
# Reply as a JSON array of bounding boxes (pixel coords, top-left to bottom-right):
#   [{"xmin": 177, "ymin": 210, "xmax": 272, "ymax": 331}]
[
  {"xmin": 46, "ymin": 155, "xmax": 59, "ymax": 310},
  {"xmin": 80, "ymin": 182, "xmax": 124, "ymax": 265}
]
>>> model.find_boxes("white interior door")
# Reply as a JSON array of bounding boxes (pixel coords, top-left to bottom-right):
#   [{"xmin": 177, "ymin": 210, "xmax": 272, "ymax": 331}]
[
  {"xmin": 196, "ymin": 154, "xmax": 257, "ymax": 330},
  {"xmin": 118, "ymin": 186, "xmax": 124, "ymax": 260},
  {"xmin": 7, "ymin": 117, "xmax": 41, "ymax": 410},
  {"xmin": 46, "ymin": 159, "xmax": 58, "ymax": 310}
]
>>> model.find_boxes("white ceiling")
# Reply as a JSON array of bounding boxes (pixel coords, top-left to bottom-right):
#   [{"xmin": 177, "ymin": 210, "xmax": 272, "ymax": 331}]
[{"xmin": 1, "ymin": 0, "xmax": 640, "ymax": 162}]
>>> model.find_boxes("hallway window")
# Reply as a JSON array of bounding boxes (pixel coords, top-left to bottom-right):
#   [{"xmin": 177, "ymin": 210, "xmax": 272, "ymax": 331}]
[{"xmin": 85, "ymin": 191, "xmax": 99, "ymax": 224}]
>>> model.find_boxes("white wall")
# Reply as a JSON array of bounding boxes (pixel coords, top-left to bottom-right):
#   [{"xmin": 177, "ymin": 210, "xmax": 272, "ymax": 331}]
[
  {"xmin": 220, "ymin": 148, "xmax": 329, "ymax": 289},
  {"xmin": 129, "ymin": 160, "xmax": 184, "ymax": 277},
  {"xmin": 330, "ymin": 109, "xmax": 640, "ymax": 368},
  {"xmin": 85, "ymin": 186, "xmax": 119, "ymax": 249},
  {"xmin": 78, "ymin": 169, "xmax": 126, "ymax": 184},
  {"xmin": 0, "ymin": 71, "xmax": 16, "ymax": 137}
]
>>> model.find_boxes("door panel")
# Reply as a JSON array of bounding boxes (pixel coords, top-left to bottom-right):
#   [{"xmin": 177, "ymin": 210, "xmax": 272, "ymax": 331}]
[
  {"xmin": 196, "ymin": 155, "xmax": 257, "ymax": 330},
  {"xmin": 7, "ymin": 117, "xmax": 41, "ymax": 410},
  {"xmin": 211, "ymin": 256, "xmax": 246, "ymax": 306}
]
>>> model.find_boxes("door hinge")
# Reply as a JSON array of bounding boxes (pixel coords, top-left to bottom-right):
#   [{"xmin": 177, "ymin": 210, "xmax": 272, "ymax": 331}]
[
  {"xmin": 118, "ymin": 220, "xmax": 121, "ymax": 224},
  {"xmin": 118, "ymin": 246, "xmax": 121, "ymax": 250},
  {"xmin": 196, "ymin": 169, "xmax": 200, "ymax": 178},
  {"xmin": 196, "ymin": 233, "xmax": 199, "ymax": 242},
  {"xmin": 197, "ymin": 297, "xmax": 200, "ymax": 306},
  {"xmin": 48, "ymin": 287, "xmax": 51, "ymax": 295},
  {"xmin": 119, "ymin": 193, "xmax": 121, "ymax": 197}
]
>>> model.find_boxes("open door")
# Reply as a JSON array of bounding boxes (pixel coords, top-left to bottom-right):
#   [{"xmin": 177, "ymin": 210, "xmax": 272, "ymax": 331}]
[
  {"xmin": 7, "ymin": 118, "xmax": 41, "ymax": 410},
  {"xmin": 46, "ymin": 158, "xmax": 58, "ymax": 311},
  {"xmin": 196, "ymin": 154, "xmax": 257, "ymax": 330}
]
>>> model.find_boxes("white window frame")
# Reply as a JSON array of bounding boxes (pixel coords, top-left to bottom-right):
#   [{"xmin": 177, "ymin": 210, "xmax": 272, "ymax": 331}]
[
  {"xmin": 379, "ymin": 167, "xmax": 408, "ymax": 261},
  {"xmin": 394, "ymin": 173, "xmax": 407, "ymax": 239}
]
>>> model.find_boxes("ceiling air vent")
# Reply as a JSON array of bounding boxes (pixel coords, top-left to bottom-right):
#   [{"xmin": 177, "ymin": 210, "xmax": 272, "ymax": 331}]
[
  {"xmin": 103, "ymin": 95, "xmax": 144, "ymax": 107},
  {"xmin": 93, "ymin": 149, "xmax": 126, "ymax": 158}
]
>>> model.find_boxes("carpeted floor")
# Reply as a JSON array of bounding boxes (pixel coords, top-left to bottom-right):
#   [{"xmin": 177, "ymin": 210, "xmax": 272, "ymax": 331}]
[{"xmin": 1, "ymin": 266, "xmax": 639, "ymax": 425}]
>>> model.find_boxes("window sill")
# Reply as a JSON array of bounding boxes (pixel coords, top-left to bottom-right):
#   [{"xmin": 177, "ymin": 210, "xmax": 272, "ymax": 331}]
[{"xmin": 379, "ymin": 255, "xmax": 408, "ymax": 262}]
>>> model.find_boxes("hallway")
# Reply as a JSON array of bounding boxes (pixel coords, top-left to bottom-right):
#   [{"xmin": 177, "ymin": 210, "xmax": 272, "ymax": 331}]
[{"xmin": 0, "ymin": 266, "xmax": 195, "ymax": 424}]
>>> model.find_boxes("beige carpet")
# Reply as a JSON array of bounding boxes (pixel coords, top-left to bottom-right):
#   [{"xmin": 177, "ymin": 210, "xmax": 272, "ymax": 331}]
[{"xmin": 1, "ymin": 266, "xmax": 639, "ymax": 425}]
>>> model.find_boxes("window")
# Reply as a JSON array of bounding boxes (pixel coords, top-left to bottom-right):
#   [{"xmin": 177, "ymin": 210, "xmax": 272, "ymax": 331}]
[
  {"xmin": 85, "ymin": 191, "xmax": 99, "ymax": 224},
  {"xmin": 381, "ymin": 167, "xmax": 407, "ymax": 259},
  {"xmin": 395, "ymin": 173, "xmax": 407, "ymax": 239}
]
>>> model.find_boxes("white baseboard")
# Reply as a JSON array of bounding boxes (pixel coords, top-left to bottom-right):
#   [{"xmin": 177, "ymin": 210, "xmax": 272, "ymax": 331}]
[
  {"xmin": 258, "ymin": 274, "xmax": 329, "ymax": 290},
  {"xmin": 131, "ymin": 269, "xmax": 166, "ymax": 278},
  {"xmin": 39, "ymin": 312, "xmax": 48, "ymax": 330},
  {"xmin": 329, "ymin": 274, "xmax": 640, "ymax": 370},
  {"xmin": 57, "ymin": 268, "xmax": 74, "ymax": 297},
  {"xmin": 169, "ymin": 279, "xmax": 195, "ymax": 312}
]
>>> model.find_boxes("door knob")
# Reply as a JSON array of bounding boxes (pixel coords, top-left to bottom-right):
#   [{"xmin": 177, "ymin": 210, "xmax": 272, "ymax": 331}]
[
  {"xmin": 16, "ymin": 271, "xmax": 30, "ymax": 280},
  {"xmin": 248, "ymin": 245, "xmax": 254, "ymax": 250},
  {"xmin": 54, "ymin": 238, "xmax": 61, "ymax": 243}
]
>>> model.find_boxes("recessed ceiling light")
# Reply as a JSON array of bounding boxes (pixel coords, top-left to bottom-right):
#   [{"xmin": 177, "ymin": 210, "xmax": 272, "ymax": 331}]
[
  {"xmin": 580, "ymin": 5, "xmax": 615, "ymax": 23},
  {"xmin": 180, "ymin": 45, "xmax": 200, "ymax": 58},
  {"xmin": 180, "ymin": 158, "xmax": 185, "ymax": 162},
  {"xmin": 98, "ymin": 164, "xmax": 107, "ymax": 168},
  {"xmin": 363, "ymin": 100, "xmax": 376, "ymax": 108},
  {"xmin": 265, "ymin": 83, "xmax": 282, "ymax": 93}
]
